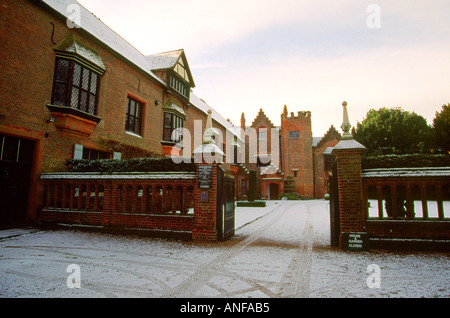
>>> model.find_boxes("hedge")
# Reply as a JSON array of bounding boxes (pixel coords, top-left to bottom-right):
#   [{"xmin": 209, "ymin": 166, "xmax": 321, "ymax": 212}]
[
  {"xmin": 65, "ymin": 157, "xmax": 196, "ymax": 173},
  {"xmin": 236, "ymin": 201, "xmax": 266, "ymax": 207},
  {"xmin": 361, "ymin": 154, "xmax": 450, "ymax": 169}
]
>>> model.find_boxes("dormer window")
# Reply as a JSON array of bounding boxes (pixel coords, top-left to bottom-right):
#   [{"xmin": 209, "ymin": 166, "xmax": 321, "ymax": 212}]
[
  {"xmin": 169, "ymin": 74, "xmax": 189, "ymax": 99},
  {"xmin": 169, "ymin": 57, "xmax": 190, "ymax": 99},
  {"xmin": 145, "ymin": 49, "xmax": 194, "ymax": 101},
  {"xmin": 174, "ymin": 58, "xmax": 190, "ymax": 83}
]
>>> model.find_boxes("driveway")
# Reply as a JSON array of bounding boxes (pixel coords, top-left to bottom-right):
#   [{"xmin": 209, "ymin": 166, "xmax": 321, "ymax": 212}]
[{"xmin": 0, "ymin": 200, "xmax": 449, "ymax": 298}]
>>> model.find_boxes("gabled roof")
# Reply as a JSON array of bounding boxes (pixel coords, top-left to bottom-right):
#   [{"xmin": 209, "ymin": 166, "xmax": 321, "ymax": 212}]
[
  {"xmin": 312, "ymin": 137, "xmax": 323, "ymax": 147},
  {"xmin": 145, "ymin": 49, "xmax": 195, "ymax": 87},
  {"xmin": 251, "ymin": 108, "xmax": 276, "ymax": 128},
  {"xmin": 315, "ymin": 125, "xmax": 341, "ymax": 148}
]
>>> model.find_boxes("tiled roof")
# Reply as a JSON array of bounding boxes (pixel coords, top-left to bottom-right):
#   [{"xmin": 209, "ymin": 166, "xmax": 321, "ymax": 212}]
[
  {"xmin": 43, "ymin": 0, "xmax": 240, "ymax": 139},
  {"xmin": 145, "ymin": 50, "xmax": 183, "ymax": 70}
]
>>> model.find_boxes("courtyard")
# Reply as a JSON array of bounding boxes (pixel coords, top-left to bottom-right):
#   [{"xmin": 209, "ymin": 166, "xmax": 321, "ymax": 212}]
[{"xmin": 0, "ymin": 200, "xmax": 449, "ymax": 298}]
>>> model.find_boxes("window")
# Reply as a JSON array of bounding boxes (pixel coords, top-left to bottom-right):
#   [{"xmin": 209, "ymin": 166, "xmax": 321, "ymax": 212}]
[
  {"xmin": 241, "ymin": 179, "xmax": 248, "ymax": 196},
  {"xmin": 125, "ymin": 97, "xmax": 143, "ymax": 135},
  {"xmin": 289, "ymin": 131, "xmax": 300, "ymax": 139},
  {"xmin": 163, "ymin": 112, "xmax": 184, "ymax": 143},
  {"xmin": 169, "ymin": 74, "xmax": 189, "ymax": 98},
  {"xmin": 82, "ymin": 147, "xmax": 109, "ymax": 160},
  {"xmin": 52, "ymin": 57, "xmax": 100, "ymax": 115},
  {"xmin": 233, "ymin": 145, "xmax": 239, "ymax": 164},
  {"xmin": 0, "ymin": 134, "xmax": 34, "ymax": 164},
  {"xmin": 258, "ymin": 130, "xmax": 267, "ymax": 139}
]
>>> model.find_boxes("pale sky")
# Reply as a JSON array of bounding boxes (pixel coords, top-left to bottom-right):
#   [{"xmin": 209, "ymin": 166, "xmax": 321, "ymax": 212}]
[{"xmin": 77, "ymin": 0, "xmax": 450, "ymax": 137}]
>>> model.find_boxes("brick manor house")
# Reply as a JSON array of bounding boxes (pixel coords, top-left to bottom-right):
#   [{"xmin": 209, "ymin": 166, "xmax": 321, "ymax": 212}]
[{"xmin": 0, "ymin": 0, "xmax": 339, "ymax": 227}]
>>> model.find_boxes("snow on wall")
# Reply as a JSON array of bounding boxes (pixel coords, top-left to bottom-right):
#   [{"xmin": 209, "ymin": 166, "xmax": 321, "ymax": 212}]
[
  {"xmin": 39, "ymin": 172, "xmax": 196, "ymax": 180},
  {"xmin": 362, "ymin": 167, "xmax": 450, "ymax": 178}
]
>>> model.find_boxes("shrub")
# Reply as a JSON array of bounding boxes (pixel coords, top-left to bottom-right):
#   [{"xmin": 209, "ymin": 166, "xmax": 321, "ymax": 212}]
[
  {"xmin": 282, "ymin": 193, "xmax": 299, "ymax": 200},
  {"xmin": 282, "ymin": 175, "xmax": 299, "ymax": 200},
  {"xmin": 236, "ymin": 201, "xmax": 266, "ymax": 207},
  {"xmin": 65, "ymin": 157, "xmax": 196, "ymax": 173},
  {"xmin": 248, "ymin": 170, "xmax": 257, "ymax": 202},
  {"xmin": 362, "ymin": 154, "xmax": 450, "ymax": 169}
]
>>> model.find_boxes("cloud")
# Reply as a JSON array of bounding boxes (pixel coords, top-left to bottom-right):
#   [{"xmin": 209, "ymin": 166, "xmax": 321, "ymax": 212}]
[
  {"xmin": 193, "ymin": 40, "xmax": 450, "ymax": 136},
  {"xmin": 77, "ymin": 0, "xmax": 362, "ymax": 55},
  {"xmin": 76, "ymin": 0, "xmax": 450, "ymax": 136}
]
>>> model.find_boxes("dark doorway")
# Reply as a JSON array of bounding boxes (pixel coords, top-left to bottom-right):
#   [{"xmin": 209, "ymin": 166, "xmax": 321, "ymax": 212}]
[
  {"xmin": 269, "ymin": 183, "xmax": 279, "ymax": 200},
  {"xmin": 0, "ymin": 134, "xmax": 35, "ymax": 228}
]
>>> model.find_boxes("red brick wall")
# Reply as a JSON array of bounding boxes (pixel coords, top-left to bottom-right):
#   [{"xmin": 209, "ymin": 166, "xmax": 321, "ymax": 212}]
[
  {"xmin": 193, "ymin": 163, "xmax": 218, "ymax": 241},
  {"xmin": 313, "ymin": 138, "xmax": 339, "ymax": 198},
  {"xmin": 333, "ymin": 148, "xmax": 365, "ymax": 241},
  {"xmin": 0, "ymin": 0, "xmax": 167, "ymax": 173},
  {"xmin": 365, "ymin": 220, "xmax": 450, "ymax": 240}
]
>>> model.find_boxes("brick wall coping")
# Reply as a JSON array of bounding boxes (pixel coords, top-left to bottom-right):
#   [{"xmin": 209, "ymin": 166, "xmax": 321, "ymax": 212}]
[
  {"xmin": 39, "ymin": 172, "xmax": 196, "ymax": 180},
  {"xmin": 366, "ymin": 219, "xmax": 450, "ymax": 223},
  {"xmin": 362, "ymin": 167, "xmax": 450, "ymax": 178}
]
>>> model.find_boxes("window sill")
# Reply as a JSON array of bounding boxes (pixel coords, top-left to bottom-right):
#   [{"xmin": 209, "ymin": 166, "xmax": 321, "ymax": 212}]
[
  {"xmin": 47, "ymin": 104, "xmax": 100, "ymax": 138},
  {"xmin": 125, "ymin": 130, "xmax": 143, "ymax": 139},
  {"xmin": 160, "ymin": 140, "xmax": 177, "ymax": 146},
  {"xmin": 47, "ymin": 104, "xmax": 101, "ymax": 123}
]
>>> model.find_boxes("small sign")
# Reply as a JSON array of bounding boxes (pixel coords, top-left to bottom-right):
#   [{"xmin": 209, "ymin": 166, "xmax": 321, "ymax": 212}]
[
  {"xmin": 198, "ymin": 165, "xmax": 213, "ymax": 189},
  {"xmin": 201, "ymin": 191, "xmax": 208, "ymax": 202},
  {"xmin": 342, "ymin": 232, "xmax": 370, "ymax": 252}
]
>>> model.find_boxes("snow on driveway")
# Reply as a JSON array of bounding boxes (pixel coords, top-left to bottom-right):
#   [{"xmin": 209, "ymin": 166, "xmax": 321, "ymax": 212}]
[{"xmin": 0, "ymin": 200, "xmax": 449, "ymax": 298}]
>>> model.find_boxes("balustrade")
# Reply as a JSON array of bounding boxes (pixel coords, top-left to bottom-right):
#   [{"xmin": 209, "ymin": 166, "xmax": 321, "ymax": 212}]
[{"xmin": 362, "ymin": 168, "xmax": 450, "ymax": 221}]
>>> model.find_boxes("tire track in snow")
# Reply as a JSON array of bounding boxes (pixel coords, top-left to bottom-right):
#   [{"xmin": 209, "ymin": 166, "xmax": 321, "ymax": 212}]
[{"xmin": 162, "ymin": 201, "xmax": 309, "ymax": 298}]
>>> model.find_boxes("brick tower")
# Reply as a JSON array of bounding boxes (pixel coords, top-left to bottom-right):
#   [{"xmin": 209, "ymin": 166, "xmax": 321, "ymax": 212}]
[{"xmin": 280, "ymin": 105, "xmax": 314, "ymax": 198}]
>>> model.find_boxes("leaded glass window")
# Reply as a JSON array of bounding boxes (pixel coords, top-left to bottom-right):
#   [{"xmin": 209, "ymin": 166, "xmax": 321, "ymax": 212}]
[{"xmin": 51, "ymin": 57, "xmax": 100, "ymax": 115}]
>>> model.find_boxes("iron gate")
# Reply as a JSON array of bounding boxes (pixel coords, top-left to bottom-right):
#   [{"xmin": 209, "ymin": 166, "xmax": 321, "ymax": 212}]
[
  {"xmin": 217, "ymin": 166, "xmax": 235, "ymax": 241},
  {"xmin": 329, "ymin": 163, "xmax": 340, "ymax": 247}
]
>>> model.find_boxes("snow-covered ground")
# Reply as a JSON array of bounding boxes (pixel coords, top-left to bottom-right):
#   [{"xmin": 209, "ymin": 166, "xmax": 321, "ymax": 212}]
[{"xmin": 0, "ymin": 200, "xmax": 449, "ymax": 298}]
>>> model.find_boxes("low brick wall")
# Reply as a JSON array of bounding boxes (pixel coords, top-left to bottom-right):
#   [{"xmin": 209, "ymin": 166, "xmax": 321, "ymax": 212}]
[{"xmin": 37, "ymin": 172, "xmax": 196, "ymax": 238}]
